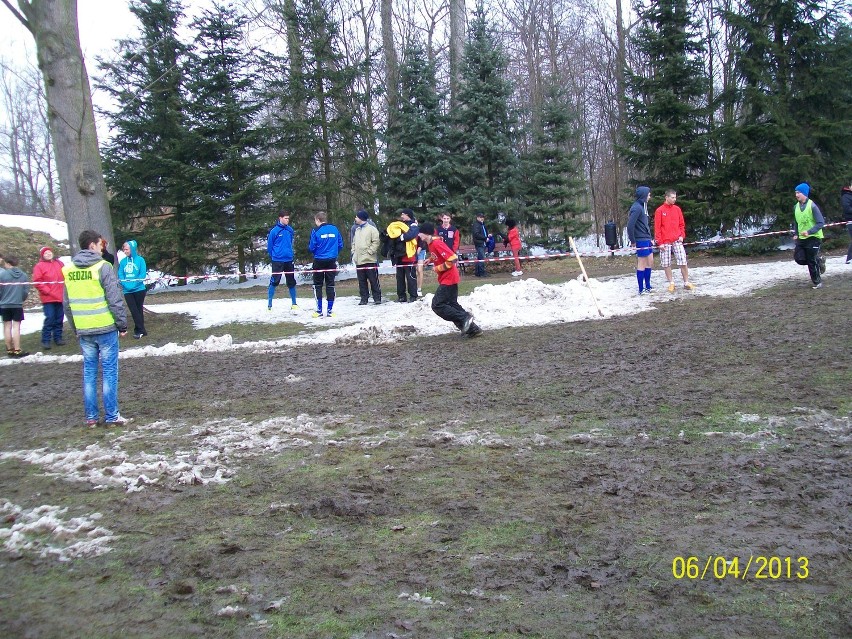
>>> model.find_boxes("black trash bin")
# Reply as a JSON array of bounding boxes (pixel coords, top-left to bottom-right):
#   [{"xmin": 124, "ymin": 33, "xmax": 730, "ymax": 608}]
[{"xmin": 604, "ymin": 221, "xmax": 618, "ymax": 252}]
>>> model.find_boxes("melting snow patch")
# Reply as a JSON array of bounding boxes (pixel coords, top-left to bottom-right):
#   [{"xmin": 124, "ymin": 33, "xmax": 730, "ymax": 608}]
[
  {"xmin": 398, "ymin": 592, "xmax": 447, "ymax": 606},
  {"xmin": 1, "ymin": 414, "xmax": 353, "ymax": 492},
  {"xmin": 431, "ymin": 430, "xmax": 510, "ymax": 448},
  {"xmin": 0, "ymin": 501, "xmax": 115, "ymax": 561}
]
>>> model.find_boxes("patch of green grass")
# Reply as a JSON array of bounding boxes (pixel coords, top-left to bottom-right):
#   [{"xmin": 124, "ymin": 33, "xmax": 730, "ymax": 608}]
[{"xmin": 459, "ymin": 520, "xmax": 550, "ymax": 554}]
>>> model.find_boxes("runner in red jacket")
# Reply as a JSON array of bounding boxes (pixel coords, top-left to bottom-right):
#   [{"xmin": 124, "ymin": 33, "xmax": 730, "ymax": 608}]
[
  {"xmin": 32, "ymin": 247, "xmax": 66, "ymax": 348},
  {"xmin": 653, "ymin": 191, "xmax": 695, "ymax": 293},
  {"xmin": 418, "ymin": 222, "xmax": 482, "ymax": 337}
]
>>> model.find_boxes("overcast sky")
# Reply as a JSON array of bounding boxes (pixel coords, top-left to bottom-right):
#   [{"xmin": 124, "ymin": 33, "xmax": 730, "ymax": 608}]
[{"xmin": 0, "ymin": 1, "xmax": 204, "ymax": 142}]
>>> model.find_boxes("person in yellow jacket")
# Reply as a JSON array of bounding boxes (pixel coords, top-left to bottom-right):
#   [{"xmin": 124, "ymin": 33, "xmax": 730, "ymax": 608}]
[
  {"xmin": 63, "ymin": 230, "xmax": 130, "ymax": 427},
  {"xmin": 386, "ymin": 209, "xmax": 420, "ymax": 302}
]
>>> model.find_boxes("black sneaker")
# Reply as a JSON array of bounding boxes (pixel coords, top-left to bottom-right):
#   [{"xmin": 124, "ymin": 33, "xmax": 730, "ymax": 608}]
[
  {"xmin": 358, "ymin": 300, "xmax": 369, "ymax": 305},
  {"xmin": 54, "ymin": 340, "xmax": 66, "ymax": 346},
  {"xmin": 42, "ymin": 342, "xmax": 52, "ymax": 350},
  {"xmin": 462, "ymin": 315, "xmax": 474, "ymax": 333},
  {"xmin": 466, "ymin": 322, "xmax": 483, "ymax": 337}
]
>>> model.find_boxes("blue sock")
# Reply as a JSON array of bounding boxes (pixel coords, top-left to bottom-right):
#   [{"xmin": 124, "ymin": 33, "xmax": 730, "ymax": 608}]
[
  {"xmin": 644, "ymin": 268, "xmax": 652, "ymax": 289},
  {"xmin": 288, "ymin": 287, "xmax": 297, "ymax": 305},
  {"xmin": 267, "ymin": 284, "xmax": 275, "ymax": 307},
  {"xmin": 327, "ymin": 300, "xmax": 334, "ymax": 314},
  {"xmin": 636, "ymin": 270, "xmax": 644, "ymax": 292},
  {"xmin": 316, "ymin": 297, "xmax": 323, "ymax": 313}
]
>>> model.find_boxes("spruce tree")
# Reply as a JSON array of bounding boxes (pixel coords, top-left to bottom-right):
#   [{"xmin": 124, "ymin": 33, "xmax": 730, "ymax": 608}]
[
  {"xmin": 722, "ymin": 0, "xmax": 852, "ymax": 225},
  {"xmin": 99, "ymin": 0, "xmax": 202, "ymax": 280},
  {"xmin": 384, "ymin": 40, "xmax": 448, "ymax": 218},
  {"xmin": 623, "ymin": 0, "xmax": 710, "ymax": 232},
  {"xmin": 521, "ymin": 82, "xmax": 587, "ymax": 247},
  {"xmin": 262, "ymin": 0, "xmax": 373, "ymax": 260},
  {"xmin": 447, "ymin": 1, "xmax": 517, "ymax": 232},
  {"xmin": 184, "ymin": 3, "xmax": 266, "ymax": 281}
]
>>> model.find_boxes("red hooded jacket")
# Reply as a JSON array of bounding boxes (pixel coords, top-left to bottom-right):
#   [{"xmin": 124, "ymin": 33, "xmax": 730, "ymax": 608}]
[
  {"xmin": 32, "ymin": 253, "xmax": 65, "ymax": 304},
  {"xmin": 653, "ymin": 203, "xmax": 686, "ymax": 245}
]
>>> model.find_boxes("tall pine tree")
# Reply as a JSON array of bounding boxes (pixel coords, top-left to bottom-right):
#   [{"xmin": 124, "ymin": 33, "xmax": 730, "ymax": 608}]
[
  {"xmin": 520, "ymin": 82, "xmax": 587, "ymax": 247},
  {"xmin": 262, "ymin": 0, "xmax": 373, "ymax": 259},
  {"xmin": 384, "ymin": 40, "xmax": 448, "ymax": 218},
  {"xmin": 721, "ymin": 0, "xmax": 852, "ymax": 225},
  {"xmin": 447, "ymin": 1, "xmax": 517, "ymax": 231},
  {"xmin": 99, "ymin": 0, "xmax": 209, "ymax": 280},
  {"xmin": 184, "ymin": 3, "xmax": 266, "ymax": 281},
  {"xmin": 623, "ymin": 0, "xmax": 710, "ymax": 232}
]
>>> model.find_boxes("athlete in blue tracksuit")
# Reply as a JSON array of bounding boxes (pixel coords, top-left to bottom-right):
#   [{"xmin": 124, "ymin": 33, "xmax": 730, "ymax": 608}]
[
  {"xmin": 308, "ymin": 212, "xmax": 344, "ymax": 317},
  {"xmin": 267, "ymin": 212, "xmax": 298, "ymax": 309},
  {"xmin": 627, "ymin": 185, "xmax": 654, "ymax": 294}
]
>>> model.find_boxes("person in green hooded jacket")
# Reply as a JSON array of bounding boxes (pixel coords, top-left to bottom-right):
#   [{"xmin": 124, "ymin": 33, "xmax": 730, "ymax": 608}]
[{"xmin": 792, "ymin": 183, "xmax": 826, "ymax": 289}]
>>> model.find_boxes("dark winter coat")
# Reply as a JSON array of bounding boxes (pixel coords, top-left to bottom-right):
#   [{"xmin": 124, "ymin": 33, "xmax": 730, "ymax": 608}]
[
  {"xmin": 627, "ymin": 187, "xmax": 652, "ymax": 244},
  {"xmin": 841, "ymin": 186, "xmax": 852, "ymax": 222},
  {"xmin": 472, "ymin": 221, "xmax": 488, "ymax": 247}
]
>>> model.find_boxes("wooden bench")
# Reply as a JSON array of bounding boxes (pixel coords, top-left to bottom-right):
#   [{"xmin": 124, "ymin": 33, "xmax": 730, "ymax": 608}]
[
  {"xmin": 456, "ymin": 244, "xmax": 478, "ymax": 273},
  {"xmin": 455, "ymin": 244, "xmax": 513, "ymax": 273}
]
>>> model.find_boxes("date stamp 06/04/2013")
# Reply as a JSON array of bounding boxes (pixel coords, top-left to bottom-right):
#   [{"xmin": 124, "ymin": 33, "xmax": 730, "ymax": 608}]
[{"xmin": 672, "ymin": 556, "xmax": 809, "ymax": 580}]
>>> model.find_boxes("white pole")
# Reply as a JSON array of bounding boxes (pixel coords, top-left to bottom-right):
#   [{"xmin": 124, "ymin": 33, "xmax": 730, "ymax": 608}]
[{"xmin": 569, "ymin": 237, "xmax": 604, "ymax": 318}]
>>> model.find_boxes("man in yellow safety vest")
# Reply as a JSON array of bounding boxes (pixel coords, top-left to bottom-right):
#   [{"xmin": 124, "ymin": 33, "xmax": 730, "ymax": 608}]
[{"xmin": 63, "ymin": 230, "xmax": 130, "ymax": 427}]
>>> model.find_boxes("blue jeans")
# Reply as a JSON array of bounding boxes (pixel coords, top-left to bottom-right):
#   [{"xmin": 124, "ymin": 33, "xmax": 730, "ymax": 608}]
[
  {"xmin": 475, "ymin": 245, "xmax": 486, "ymax": 276},
  {"xmin": 41, "ymin": 302, "xmax": 64, "ymax": 344},
  {"xmin": 79, "ymin": 331, "xmax": 120, "ymax": 421}
]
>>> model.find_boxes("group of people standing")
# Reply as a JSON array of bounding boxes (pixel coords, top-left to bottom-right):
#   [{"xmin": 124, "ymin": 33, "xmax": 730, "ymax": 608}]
[
  {"xmin": 626, "ymin": 179, "xmax": 848, "ymax": 294},
  {"xmin": 627, "ymin": 186, "xmax": 696, "ymax": 295},
  {"xmin": 265, "ymin": 207, "xmax": 484, "ymax": 337},
  {"xmin": 0, "ymin": 232, "xmax": 149, "ymax": 425}
]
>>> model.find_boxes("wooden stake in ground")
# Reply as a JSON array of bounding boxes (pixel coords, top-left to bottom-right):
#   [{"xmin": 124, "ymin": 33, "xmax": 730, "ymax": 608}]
[{"xmin": 569, "ymin": 236, "xmax": 604, "ymax": 318}]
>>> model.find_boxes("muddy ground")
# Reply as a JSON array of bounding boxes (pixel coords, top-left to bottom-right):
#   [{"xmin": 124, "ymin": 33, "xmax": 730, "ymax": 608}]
[{"xmin": 0, "ymin": 265, "xmax": 850, "ymax": 638}]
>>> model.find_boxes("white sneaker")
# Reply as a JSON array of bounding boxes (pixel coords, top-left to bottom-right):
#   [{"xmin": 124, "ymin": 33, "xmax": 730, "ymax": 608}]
[
  {"xmin": 105, "ymin": 414, "xmax": 132, "ymax": 426},
  {"xmin": 417, "ymin": 289, "xmax": 423, "ymax": 297},
  {"xmin": 511, "ymin": 270, "xmax": 523, "ymax": 277}
]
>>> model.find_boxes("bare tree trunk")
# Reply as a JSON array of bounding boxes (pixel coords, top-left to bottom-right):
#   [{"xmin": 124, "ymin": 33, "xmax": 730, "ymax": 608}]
[
  {"xmin": 357, "ymin": 0, "xmax": 381, "ymax": 212},
  {"xmin": 9, "ymin": 0, "xmax": 113, "ymax": 252},
  {"xmin": 380, "ymin": 0, "xmax": 398, "ymax": 124},
  {"xmin": 448, "ymin": 0, "xmax": 465, "ymax": 110},
  {"xmin": 613, "ymin": 0, "xmax": 626, "ymax": 226}
]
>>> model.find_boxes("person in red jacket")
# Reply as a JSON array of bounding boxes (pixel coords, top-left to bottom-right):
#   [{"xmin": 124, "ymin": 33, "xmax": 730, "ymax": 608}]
[
  {"xmin": 418, "ymin": 222, "xmax": 482, "ymax": 337},
  {"xmin": 504, "ymin": 218, "xmax": 523, "ymax": 276},
  {"xmin": 653, "ymin": 191, "xmax": 695, "ymax": 293},
  {"xmin": 32, "ymin": 246, "xmax": 66, "ymax": 349}
]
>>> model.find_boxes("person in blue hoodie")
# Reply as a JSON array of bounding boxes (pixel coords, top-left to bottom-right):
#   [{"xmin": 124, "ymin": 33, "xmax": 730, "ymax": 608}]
[
  {"xmin": 118, "ymin": 239, "xmax": 148, "ymax": 338},
  {"xmin": 627, "ymin": 185, "xmax": 654, "ymax": 295},
  {"xmin": 308, "ymin": 211, "xmax": 344, "ymax": 317},
  {"xmin": 267, "ymin": 211, "xmax": 298, "ymax": 310}
]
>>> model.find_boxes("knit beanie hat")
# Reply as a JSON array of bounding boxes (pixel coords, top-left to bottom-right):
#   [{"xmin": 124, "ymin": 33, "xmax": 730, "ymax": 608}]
[
  {"xmin": 795, "ymin": 183, "xmax": 810, "ymax": 197},
  {"xmin": 356, "ymin": 210, "xmax": 369, "ymax": 221},
  {"xmin": 40, "ymin": 246, "xmax": 52, "ymax": 259},
  {"xmin": 419, "ymin": 222, "xmax": 435, "ymax": 235}
]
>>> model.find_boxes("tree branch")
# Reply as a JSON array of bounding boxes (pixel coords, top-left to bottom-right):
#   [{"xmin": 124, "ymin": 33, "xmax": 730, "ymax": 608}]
[{"xmin": 2, "ymin": 0, "xmax": 32, "ymax": 33}]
